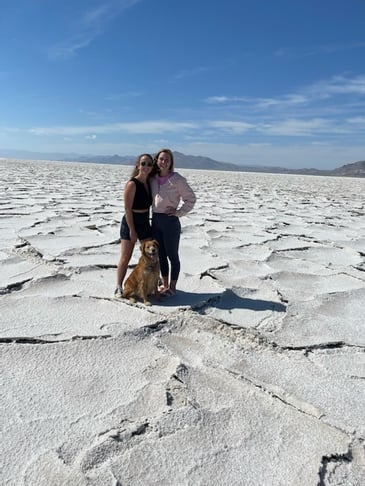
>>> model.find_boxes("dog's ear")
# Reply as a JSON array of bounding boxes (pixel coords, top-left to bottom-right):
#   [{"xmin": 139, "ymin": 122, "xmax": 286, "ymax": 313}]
[{"xmin": 153, "ymin": 239, "xmax": 159, "ymax": 247}]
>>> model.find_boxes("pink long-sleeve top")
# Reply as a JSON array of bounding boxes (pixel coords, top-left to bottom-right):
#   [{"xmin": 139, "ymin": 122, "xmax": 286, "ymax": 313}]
[{"xmin": 150, "ymin": 172, "xmax": 196, "ymax": 217}]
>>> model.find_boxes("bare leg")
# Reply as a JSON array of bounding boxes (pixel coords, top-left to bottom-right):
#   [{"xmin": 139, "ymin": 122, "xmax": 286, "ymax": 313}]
[
  {"xmin": 116, "ymin": 239, "xmax": 135, "ymax": 288},
  {"xmin": 159, "ymin": 278, "xmax": 177, "ymax": 297},
  {"xmin": 159, "ymin": 275, "xmax": 169, "ymax": 292}
]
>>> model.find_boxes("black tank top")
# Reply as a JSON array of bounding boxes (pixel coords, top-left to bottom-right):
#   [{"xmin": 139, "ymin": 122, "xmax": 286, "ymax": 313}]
[{"xmin": 131, "ymin": 178, "xmax": 152, "ymax": 210}]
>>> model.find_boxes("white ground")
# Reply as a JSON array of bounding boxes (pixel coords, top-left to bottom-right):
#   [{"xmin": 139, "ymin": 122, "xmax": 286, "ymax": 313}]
[{"xmin": 1, "ymin": 159, "xmax": 364, "ymax": 485}]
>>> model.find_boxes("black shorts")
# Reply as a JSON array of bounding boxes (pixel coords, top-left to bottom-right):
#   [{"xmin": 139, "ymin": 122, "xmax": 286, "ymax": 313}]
[{"xmin": 120, "ymin": 212, "xmax": 152, "ymax": 241}]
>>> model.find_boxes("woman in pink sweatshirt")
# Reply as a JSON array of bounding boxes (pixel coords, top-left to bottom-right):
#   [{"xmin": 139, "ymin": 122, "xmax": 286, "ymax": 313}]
[{"xmin": 150, "ymin": 149, "xmax": 196, "ymax": 296}]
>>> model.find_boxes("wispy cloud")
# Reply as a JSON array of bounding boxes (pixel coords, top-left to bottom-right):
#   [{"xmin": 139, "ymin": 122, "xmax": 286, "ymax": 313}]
[
  {"xmin": 275, "ymin": 42, "xmax": 365, "ymax": 58},
  {"xmin": 347, "ymin": 116, "xmax": 365, "ymax": 128},
  {"xmin": 20, "ymin": 73, "xmax": 365, "ymax": 144},
  {"xmin": 174, "ymin": 65, "xmax": 216, "ymax": 80},
  {"xmin": 47, "ymin": 0, "xmax": 143, "ymax": 60},
  {"xmin": 173, "ymin": 58, "xmax": 237, "ymax": 81},
  {"xmin": 29, "ymin": 120, "xmax": 198, "ymax": 136},
  {"xmin": 204, "ymin": 74, "xmax": 365, "ymax": 114},
  {"xmin": 205, "ymin": 96, "xmax": 249, "ymax": 104},
  {"xmin": 208, "ymin": 121, "xmax": 254, "ymax": 134},
  {"xmin": 259, "ymin": 118, "xmax": 349, "ymax": 137},
  {"xmin": 48, "ymin": 38, "xmax": 92, "ymax": 60},
  {"xmin": 206, "ymin": 118, "xmax": 349, "ymax": 137},
  {"xmin": 26, "ymin": 116, "xmax": 355, "ymax": 140},
  {"xmin": 255, "ymin": 94, "xmax": 308, "ymax": 109},
  {"xmin": 205, "ymin": 94, "xmax": 308, "ymax": 109},
  {"xmin": 308, "ymin": 74, "xmax": 365, "ymax": 97}
]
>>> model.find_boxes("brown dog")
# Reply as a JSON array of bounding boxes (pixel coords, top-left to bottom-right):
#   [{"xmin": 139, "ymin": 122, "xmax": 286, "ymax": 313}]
[{"xmin": 122, "ymin": 240, "xmax": 160, "ymax": 306}]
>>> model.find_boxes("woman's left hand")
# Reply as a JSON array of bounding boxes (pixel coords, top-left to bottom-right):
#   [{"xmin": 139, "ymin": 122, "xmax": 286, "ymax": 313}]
[{"xmin": 166, "ymin": 206, "xmax": 177, "ymax": 216}]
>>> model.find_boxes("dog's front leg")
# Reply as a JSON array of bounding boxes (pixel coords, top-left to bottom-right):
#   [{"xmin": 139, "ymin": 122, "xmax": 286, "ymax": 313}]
[
  {"xmin": 154, "ymin": 281, "xmax": 161, "ymax": 301},
  {"xmin": 142, "ymin": 282, "xmax": 151, "ymax": 306},
  {"xmin": 122, "ymin": 288, "xmax": 136, "ymax": 303}
]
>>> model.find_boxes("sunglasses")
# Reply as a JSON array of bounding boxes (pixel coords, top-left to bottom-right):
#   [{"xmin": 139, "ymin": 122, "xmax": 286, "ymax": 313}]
[{"xmin": 140, "ymin": 161, "xmax": 153, "ymax": 167}]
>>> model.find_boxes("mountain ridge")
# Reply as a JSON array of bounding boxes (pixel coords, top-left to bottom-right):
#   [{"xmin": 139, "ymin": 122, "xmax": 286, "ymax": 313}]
[{"xmin": 1, "ymin": 149, "xmax": 364, "ymax": 177}]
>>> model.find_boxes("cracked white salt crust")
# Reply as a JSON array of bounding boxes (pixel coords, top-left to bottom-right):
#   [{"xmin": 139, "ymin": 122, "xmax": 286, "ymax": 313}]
[{"xmin": 1, "ymin": 159, "xmax": 365, "ymax": 485}]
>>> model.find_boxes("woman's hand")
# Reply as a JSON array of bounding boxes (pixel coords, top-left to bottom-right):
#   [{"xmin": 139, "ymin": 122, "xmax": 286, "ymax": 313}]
[
  {"xmin": 129, "ymin": 228, "xmax": 138, "ymax": 243},
  {"xmin": 166, "ymin": 206, "xmax": 177, "ymax": 216}
]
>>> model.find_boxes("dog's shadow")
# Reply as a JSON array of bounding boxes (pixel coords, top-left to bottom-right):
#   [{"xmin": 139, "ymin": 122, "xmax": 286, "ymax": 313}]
[{"xmin": 152, "ymin": 288, "xmax": 286, "ymax": 312}]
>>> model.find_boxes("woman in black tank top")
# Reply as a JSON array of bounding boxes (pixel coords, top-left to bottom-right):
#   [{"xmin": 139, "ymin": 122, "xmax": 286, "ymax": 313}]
[{"xmin": 114, "ymin": 154, "xmax": 154, "ymax": 297}]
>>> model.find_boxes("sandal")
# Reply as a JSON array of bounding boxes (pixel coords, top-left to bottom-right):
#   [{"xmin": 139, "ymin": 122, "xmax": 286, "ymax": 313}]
[
  {"xmin": 114, "ymin": 286, "xmax": 123, "ymax": 298},
  {"xmin": 161, "ymin": 288, "xmax": 177, "ymax": 298}
]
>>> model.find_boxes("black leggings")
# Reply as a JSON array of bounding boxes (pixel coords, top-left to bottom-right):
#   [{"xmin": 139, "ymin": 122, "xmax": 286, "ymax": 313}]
[{"xmin": 152, "ymin": 213, "xmax": 181, "ymax": 281}]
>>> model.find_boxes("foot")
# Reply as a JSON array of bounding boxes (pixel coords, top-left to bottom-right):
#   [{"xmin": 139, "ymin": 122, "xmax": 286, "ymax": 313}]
[
  {"xmin": 160, "ymin": 288, "xmax": 177, "ymax": 298},
  {"xmin": 158, "ymin": 285, "xmax": 169, "ymax": 293},
  {"xmin": 114, "ymin": 286, "xmax": 123, "ymax": 298}
]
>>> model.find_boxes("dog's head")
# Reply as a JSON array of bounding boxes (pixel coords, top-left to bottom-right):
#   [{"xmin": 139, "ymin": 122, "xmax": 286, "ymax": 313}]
[{"xmin": 141, "ymin": 239, "xmax": 159, "ymax": 261}]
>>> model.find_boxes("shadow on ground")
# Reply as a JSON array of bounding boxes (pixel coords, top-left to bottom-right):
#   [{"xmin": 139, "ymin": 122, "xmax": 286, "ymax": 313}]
[{"xmin": 152, "ymin": 288, "xmax": 287, "ymax": 312}]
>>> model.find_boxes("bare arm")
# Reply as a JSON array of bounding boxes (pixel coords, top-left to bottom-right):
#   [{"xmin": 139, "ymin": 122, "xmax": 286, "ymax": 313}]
[{"xmin": 124, "ymin": 180, "xmax": 137, "ymax": 242}]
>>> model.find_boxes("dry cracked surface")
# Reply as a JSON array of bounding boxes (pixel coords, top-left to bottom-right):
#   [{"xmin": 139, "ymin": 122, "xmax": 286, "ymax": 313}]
[{"xmin": 1, "ymin": 159, "xmax": 365, "ymax": 485}]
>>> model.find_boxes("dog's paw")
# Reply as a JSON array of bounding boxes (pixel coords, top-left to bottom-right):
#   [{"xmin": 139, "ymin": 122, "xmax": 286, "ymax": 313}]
[{"xmin": 144, "ymin": 300, "xmax": 152, "ymax": 306}]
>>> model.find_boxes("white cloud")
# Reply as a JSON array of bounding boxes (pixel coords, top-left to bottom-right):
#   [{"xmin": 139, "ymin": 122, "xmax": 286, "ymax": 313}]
[
  {"xmin": 48, "ymin": 38, "xmax": 92, "ymax": 60},
  {"xmin": 209, "ymin": 120, "xmax": 254, "ymax": 134},
  {"xmin": 26, "ymin": 114, "xmax": 361, "ymax": 141},
  {"xmin": 205, "ymin": 96, "xmax": 249, "ymax": 104},
  {"xmin": 275, "ymin": 42, "xmax": 365, "ymax": 58},
  {"xmin": 204, "ymin": 74, "xmax": 365, "ymax": 114},
  {"xmin": 205, "ymin": 94, "xmax": 308, "ymax": 108},
  {"xmin": 29, "ymin": 121, "xmax": 198, "ymax": 137},
  {"xmin": 306, "ymin": 74, "xmax": 365, "ymax": 99},
  {"xmin": 347, "ymin": 116, "xmax": 365, "ymax": 127},
  {"xmin": 47, "ymin": 0, "xmax": 143, "ymax": 60},
  {"xmin": 247, "ymin": 142, "xmax": 272, "ymax": 148},
  {"xmin": 260, "ymin": 118, "xmax": 348, "ymax": 137},
  {"xmin": 255, "ymin": 94, "xmax": 308, "ymax": 108}
]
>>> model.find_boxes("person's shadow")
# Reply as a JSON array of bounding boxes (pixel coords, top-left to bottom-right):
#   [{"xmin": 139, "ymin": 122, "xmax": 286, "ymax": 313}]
[{"xmin": 153, "ymin": 288, "xmax": 286, "ymax": 312}]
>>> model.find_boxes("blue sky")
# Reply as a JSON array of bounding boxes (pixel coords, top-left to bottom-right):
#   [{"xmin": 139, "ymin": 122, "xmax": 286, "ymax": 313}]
[{"xmin": 1, "ymin": 0, "xmax": 365, "ymax": 169}]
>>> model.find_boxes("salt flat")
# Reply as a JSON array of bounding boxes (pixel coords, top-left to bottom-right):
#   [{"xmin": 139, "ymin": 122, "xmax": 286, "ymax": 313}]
[{"xmin": 1, "ymin": 158, "xmax": 364, "ymax": 485}]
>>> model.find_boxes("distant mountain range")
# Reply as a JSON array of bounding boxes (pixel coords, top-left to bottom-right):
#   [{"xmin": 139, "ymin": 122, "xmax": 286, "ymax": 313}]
[{"xmin": 1, "ymin": 149, "xmax": 364, "ymax": 177}]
